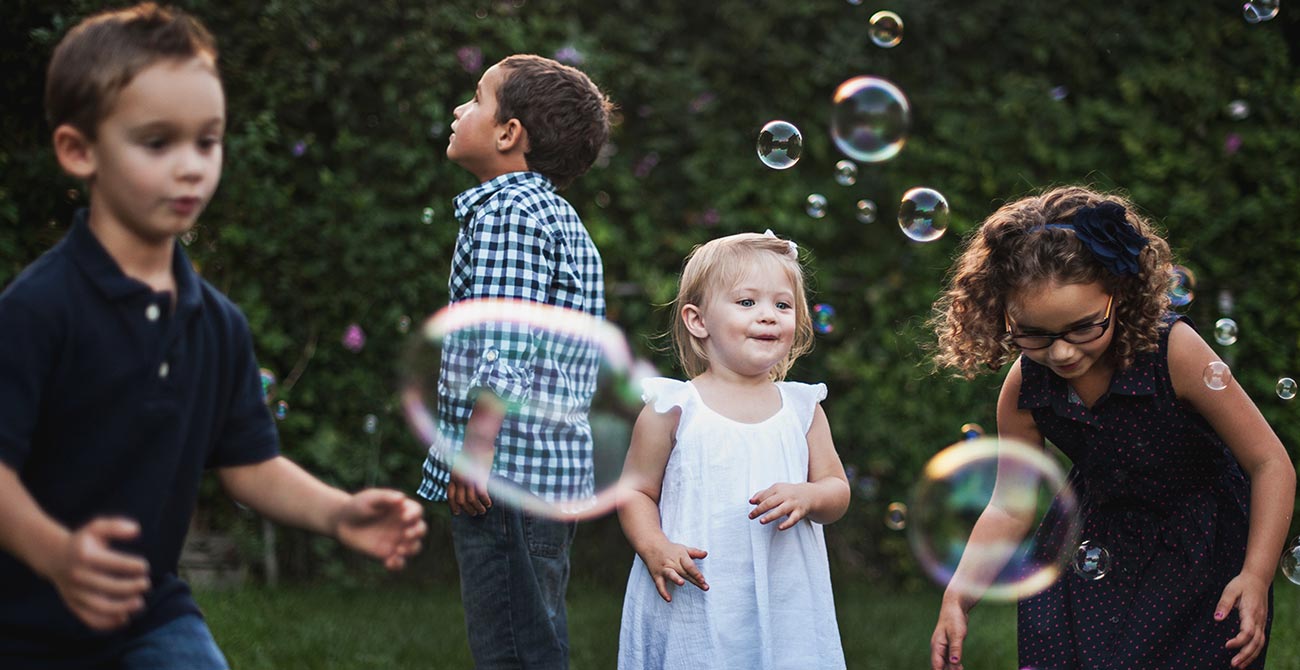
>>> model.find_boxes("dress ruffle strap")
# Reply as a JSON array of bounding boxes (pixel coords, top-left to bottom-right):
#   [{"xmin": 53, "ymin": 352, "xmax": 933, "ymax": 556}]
[
  {"xmin": 779, "ymin": 381, "xmax": 828, "ymax": 433},
  {"xmin": 641, "ymin": 376, "xmax": 693, "ymax": 414}
]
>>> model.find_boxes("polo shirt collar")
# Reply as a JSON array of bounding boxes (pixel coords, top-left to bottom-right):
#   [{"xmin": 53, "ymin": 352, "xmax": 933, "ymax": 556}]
[
  {"xmin": 453, "ymin": 171, "xmax": 554, "ymax": 224},
  {"xmin": 1017, "ymin": 350, "xmax": 1156, "ymax": 425},
  {"xmin": 64, "ymin": 208, "xmax": 202, "ymax": 314}
]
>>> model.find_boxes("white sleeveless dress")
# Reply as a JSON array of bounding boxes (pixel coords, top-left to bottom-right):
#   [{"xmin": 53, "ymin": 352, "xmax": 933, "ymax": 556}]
[{"xmin": 618, "ymin": 378, "xmax": 846, "ymax": 670}]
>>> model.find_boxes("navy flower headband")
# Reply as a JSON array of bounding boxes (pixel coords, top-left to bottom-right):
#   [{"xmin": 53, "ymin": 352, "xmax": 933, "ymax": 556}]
[{"xmin": 1035, "ymin": 202, "xmax": 1148, "ymax": 276}]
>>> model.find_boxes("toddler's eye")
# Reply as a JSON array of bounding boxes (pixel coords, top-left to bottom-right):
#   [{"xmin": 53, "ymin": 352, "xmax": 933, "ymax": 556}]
[
  {"xmin": 776, "ymin": 301, "xmax": 792, "ymax": 310},
  {"xmin": 738, "ymin": 299, "xmax": 755, "ymax": 307},
  {"xmin": 144, "ymin": 138, "xmax": 168, "ymax": 151}
]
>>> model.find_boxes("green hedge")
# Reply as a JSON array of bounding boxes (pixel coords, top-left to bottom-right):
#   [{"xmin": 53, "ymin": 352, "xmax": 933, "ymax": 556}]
[{"xmin": 2, "ymin": 0, "xmax": 1297, "ymax": 586}]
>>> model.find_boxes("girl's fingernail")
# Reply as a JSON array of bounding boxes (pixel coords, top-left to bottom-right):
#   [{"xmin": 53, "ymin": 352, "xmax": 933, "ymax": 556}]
[{"xmin": 951, "ymin": 657, "xmax": 959, "ymax": 663}]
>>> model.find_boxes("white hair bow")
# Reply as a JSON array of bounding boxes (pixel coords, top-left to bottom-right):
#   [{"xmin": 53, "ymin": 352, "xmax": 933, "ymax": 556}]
[{"xmin": 763, "ymin": 229, "xmax": 799, "ymax": 259}]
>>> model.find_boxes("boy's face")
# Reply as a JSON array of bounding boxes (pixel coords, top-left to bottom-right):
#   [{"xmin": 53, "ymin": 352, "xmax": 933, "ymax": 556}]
[
  {"xmin": 86, "ymin": 56, "xmax": 225, "ymax": 243},
  {"xmin": 447, "ymin": 63, "xmax": 509, "ymax": 173}
]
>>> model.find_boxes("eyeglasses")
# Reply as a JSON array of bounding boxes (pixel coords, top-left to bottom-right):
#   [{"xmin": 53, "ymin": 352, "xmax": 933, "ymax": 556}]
[{"xmin": 1005, "ymin": 296, "xmax": 1113, "ymax": 351}]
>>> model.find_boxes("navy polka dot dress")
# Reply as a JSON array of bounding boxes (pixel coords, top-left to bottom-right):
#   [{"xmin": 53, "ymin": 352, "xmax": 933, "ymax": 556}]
[{"xmin": 1017, "ymin": 316, "xmax": 1273, "ymax": 669}]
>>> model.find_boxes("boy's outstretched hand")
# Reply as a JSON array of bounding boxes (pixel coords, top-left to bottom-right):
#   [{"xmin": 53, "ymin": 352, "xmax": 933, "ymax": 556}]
[
  {"xmin": 334, "ymin": 490, "xmax": 426, "ymax": 570},
  {"xmin": 47, "ymin": 517, "xmax": 151, "ymax": 631}
]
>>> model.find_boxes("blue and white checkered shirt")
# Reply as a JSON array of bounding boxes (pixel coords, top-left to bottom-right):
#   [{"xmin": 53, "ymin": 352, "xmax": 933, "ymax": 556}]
[{"xmin": 418, "ymin": 172, "xmax": 606, "ymax": 503}]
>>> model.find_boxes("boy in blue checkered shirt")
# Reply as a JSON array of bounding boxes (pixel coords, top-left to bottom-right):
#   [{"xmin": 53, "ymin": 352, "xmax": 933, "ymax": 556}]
[{"xmin": 418, "ymin": 54, "xmax": 612, "ymax": 668}]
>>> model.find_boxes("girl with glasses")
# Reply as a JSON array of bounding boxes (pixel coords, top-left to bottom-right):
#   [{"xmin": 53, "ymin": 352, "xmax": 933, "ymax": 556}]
[{"xmin": 926, "ymin": 186, "xmax": 1294, "ymax": 670}]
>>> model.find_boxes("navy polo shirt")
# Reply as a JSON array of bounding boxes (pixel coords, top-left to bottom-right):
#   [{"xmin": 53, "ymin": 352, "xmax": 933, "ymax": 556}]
[{"xmin": 0, "ymin": 209, "xmax": 279, "ymax": 666}]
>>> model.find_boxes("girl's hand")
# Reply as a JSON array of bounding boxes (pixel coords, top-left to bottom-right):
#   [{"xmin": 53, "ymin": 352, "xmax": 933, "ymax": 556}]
[
  {"xmin": 930, "ymin": 596, "xmax": 971, "ymax": 670},
  {"xmin": 749, "ymin": 482, "xmax": 814, "ymax": 530},
  {"xmin": 1217, "ymin": 571, "xmax": 1269, "ymax": 669},
  {"xmin": 640, "ymin": 541, "xmax": 708, "ymax": 602}
]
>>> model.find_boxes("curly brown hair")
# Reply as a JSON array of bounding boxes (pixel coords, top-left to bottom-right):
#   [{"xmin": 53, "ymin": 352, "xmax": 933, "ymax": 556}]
[
  {"xmin": 930, "ymin": 186, "xmax": 1174, "ymax": 379},
  {"xmin": 494, "ymin": 54, "xmax": 613, "ymax": 190}
]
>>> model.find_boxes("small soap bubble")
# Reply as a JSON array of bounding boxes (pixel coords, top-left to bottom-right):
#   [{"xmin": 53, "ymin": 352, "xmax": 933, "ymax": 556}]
[
  {"xmin": 398, "ymin": 315, "xmax": 412, "ymax": 334},
  {"xmin": 274, "ymin": 400, "xmax": 289, "ymax": 421},
  {"xmin": 1214, "ymin": 318, "xmax": 1239, "ymax": 346},
  {"xmin": 898, "ymin": 187, "xmax": 950, "ymax": 242},
  {"xmin": 1281, "ymin": 536, "xmax": 1300, "ymax": 585},
  {"xmin": 1072, "ymin": 541, "xmax": 1112, "ymax": 581},
  {"xmin": 960, "ymin": 423, "xmax": 984, "ymax": 440},
  {"xmin": 180, "ymin": 230, "xmax": 198, "ymax": 246},
  {"xmin": 812, "ymin": 303, "xmax": 836, "ymax": 334},
  {"xmin": 868, "ymin": 11, "xmax": 904, "ymax": 48},
  {"xmin": 855, "ymin": 199, "xmax": 878, "ymax": 223},
  {"xmin": 756, "ymin": 120, "xmax": 803, "ymax": 170},
  {"xmin": 854, "ymin": 475, "xmax": 880, "ymax": 501},
  {"xmin": 363, "ymin": 414, "xmax": 379, "ymax": 435},
  {"xmin": 832, "ymin": 76, "xmax": 911, "ymax": 163},
  {"xmin": 1277, "ymin": 377, "xmax": 1296, "ymax": 400},
  {"xmin": 1243, "ymin": 0, "xmax": 1279, "ymax": 23},
  {"xmin": 834, "ymin": 160, "xmax": 859, "ymax": 186},
  {"xmin": 1168, "ymin": 265, "xmax": 1197, "ymax": 307},
  {"xmin": 806, "ymin": 193, "xmax": 828, "ymax": 219},
  {"xmin": 1203, "ymin": 361, "xmax": 1232, "ymax": 391},
  {"xmin": 885, "ymin": 502, "xmax": 908, "ymax": 530},
  {"xmin": 1226, "ymin": 99, "xmax": 1250, "ymax": 121},
  {"xmin": 1050, "ymin": 85, "xmax": 1069, "ymax": 101},
  {"xmin": 259, "ymin": 368, "xmax": 278, "ymax": 402},
  {"xmin": 421, "ymin": 208, "xmax": 435, "ymax": 225},
  {"xmin": 343, "ymin": 323, "xmax": 367, "ymax": 353},
  {"xmin": 291, "ymin": 140, "xmax": 308, "ymax": 157},
  {"xmin": 67, "ymin": 189, "xmax": 80, "ymax": 201}
]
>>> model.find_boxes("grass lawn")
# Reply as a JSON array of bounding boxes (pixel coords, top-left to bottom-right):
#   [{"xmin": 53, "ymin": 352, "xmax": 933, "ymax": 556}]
[{"xmin": 197, "ymin": 577, "xmax": 1300, "ymax": 669}]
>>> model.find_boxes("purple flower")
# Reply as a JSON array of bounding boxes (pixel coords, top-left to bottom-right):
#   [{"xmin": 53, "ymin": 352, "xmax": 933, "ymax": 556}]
[
  {"xmin": 688, "ymin": 92, "xmax": 716, "ymax": 114},
  {"xmin": 1070, "ymin": 202, "xmax": 1148, "ymax": 276},
  {"xmin": 457, "ymin": 46, "xmax": 483, "ymax": 74},
  {"xmin": 291, "ymin": 140, "xmax": 307, "ymax": 157},
  {"xmin": 701, "ymin": 208, "xmax": 721, "ymax": 227},
  {"xmin": 342, "ymin": 323, "xmax": 367, "ymax": 353},
  {"xmin": 1224, "ymin": 132, "xmax": 1243, "ymax": 155},
  {"xmin": 633, "ymin": 152, "xmax": 660, "ymax": 178},
  {"xmin": 554, "ymin": 45, "xmax": 584, "ymax": 65}
]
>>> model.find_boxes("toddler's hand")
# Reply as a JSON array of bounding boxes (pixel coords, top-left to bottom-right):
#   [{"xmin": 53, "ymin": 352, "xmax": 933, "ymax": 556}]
[
  {"xmin": 47, "ymin": 517, "xmax": 151, "ymax": 632},
  {"xmin": 640, "ymin": 541, "xmax": 708, "ymax": 603},
  {"xmin": 748, "ymin": 482, "xmax": 814, "ymax": 530},
  {"xmin": 1217, "ymin": 571, "xmax": 1269, "ymax": 669}
]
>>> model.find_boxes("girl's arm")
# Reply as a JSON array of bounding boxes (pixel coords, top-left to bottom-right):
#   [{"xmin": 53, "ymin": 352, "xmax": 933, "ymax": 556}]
[
  {"xmin": 1167, "ymin": 321, "xmax": 1295, "ymax": 668},
  {"xmin": 617, "ymin": 404, "xmax": 707, "ymax": 601},
  {"xmin": 750, "ymin": 404, "xmax": 850, "ymax": 528},
  {"xmin": 931, "ymin": 360, "xmax": 1044, "ymax": 670}
]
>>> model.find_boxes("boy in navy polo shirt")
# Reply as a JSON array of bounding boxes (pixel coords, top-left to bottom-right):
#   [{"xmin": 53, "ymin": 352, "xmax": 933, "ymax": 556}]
[
  {"xmin": 0, "ymin": 5, "xmax": 426, "ymax": 668},
  {"xmin": 417, "ymin": 54, "xmax": 612, "ymax": 669}
]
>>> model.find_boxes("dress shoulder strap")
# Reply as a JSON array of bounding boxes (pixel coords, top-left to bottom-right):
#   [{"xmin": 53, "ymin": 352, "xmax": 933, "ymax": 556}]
[
  {"xmin": 777, "ymin": 381, "xmax": 828, "ymax": 433},
  {"xmin": 641, "ymin": 377, "xmax": 694, "ymax": 415}
]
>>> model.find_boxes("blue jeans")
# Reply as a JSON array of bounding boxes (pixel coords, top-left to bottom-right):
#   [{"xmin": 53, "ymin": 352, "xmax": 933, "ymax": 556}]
[
  {"xmin": 450, "ymin": 503, "xmax": 577, "ymax": 669},
  {"xmin": 117, "ymin": 613, "xmax": 229, "ymax": 670}
]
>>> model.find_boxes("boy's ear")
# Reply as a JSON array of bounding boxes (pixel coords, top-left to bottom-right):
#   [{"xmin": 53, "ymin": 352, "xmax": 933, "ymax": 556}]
[
  {"xmin": 495, "ymin": 118, "xmax": 529, "ymax": 154},
  {"xmin": 53, "ymin": 124, "xmax": 97, "ymax": 180},
  {"xmin": 682, "ymin": 304, "xmax": 709, "ymax": 340}
]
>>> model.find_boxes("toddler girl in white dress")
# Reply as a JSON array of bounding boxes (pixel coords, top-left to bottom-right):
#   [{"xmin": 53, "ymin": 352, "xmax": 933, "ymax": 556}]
[{"xmin": 618, "ymin": 231, "xmax": 850, "ymax": 670}]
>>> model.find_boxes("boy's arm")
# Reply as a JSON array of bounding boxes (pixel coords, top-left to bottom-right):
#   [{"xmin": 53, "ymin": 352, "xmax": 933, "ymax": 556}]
[
  {"xmin": 217, "ymin": 457, "xmax": 426, "ymax": 571},
  {"xmin": 0, "ymin": 463, "xmax": 150, "ymax": 631}
]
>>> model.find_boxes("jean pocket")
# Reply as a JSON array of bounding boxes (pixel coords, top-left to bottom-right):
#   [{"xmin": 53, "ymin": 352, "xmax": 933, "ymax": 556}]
[{"xmin": 524, "ymin": 515, "xmax": 575, "ymax": 558}]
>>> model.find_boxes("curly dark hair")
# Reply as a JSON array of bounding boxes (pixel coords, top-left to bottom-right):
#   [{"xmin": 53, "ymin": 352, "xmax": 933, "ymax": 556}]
[
  {"xmin": 494, "ymin": 54, "xmax": 613, "ymax": 190},
  {"xmin": 929, "ymin": 186, "xmax": 1174, "ymax": 379}
]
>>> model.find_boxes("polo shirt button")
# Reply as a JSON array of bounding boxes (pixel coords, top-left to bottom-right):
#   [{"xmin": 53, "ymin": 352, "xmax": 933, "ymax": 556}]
[
  {"xmin": 146, "ymin": 304, "xmax": 160, "ymax": 322},
  {"xmin": 1110, "ymin": 616, "xmax": 1120, "ymax": 624},
  {"xmin": 483, "ymin": 348, "xmax": 498, "ymax": 362},
  {"xmin": 159, "ymin": 362, "xmax": 170, "ymax": 378}
]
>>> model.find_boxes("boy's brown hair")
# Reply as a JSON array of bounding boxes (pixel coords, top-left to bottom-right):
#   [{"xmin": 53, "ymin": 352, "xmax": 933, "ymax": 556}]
[
  {"xmin": 45, "ymin": 2, "xmax": 219, "ymax": 139},
  {"xmin": 494, "ymin": 54, "xmax": 613, "ymax": 190}
]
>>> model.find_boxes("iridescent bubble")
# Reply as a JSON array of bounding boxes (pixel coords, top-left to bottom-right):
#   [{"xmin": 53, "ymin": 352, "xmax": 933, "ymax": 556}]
[
  {"xmin": 812, "ymin": 303, "xmax": 836, "ymax": 334},
  {"xmin": 274, "ymin": 400, "xmax": 289, "ymax": 421},
  {"xmin": 885, "ymin": 502, "xmax": 908, "ymax": 530},
  {"xmin": 259, "ymin": 368, "xmax": 278, "ymax": 403},
  {"xmin": 291, "ymin": 140, "xmax": 308, "ymax": 157},
  {"xmin": 400, "ymin": 298, "xmax": 655, "ymax": 521},
  {"xmin": 1203, "ymin": 361, "xmax": 1232, "ymax": 391},
  {"xmin": 1226, "ymin": 99, "xmax": 1250, "ymax": 121},
  {"xmin": 1214, "ymin": 318, "xmax": 1239, "ymax": 346},
  {"xmin": 363, "ymin": 414, "xmax": 379, "ymax": 435},
  {"xmin": 398, "ymin": 315, "xmax": 412, "ymax": 334},
  {"xmin": 834, "ymin": 160, "xmax": 859, "ymax": 186},
  {"xmin": 1277, "ymin": 377, "xmax": 1296, "ymax": 400},
  {"xmin": 831, "ymin": 76, "xmax": 911, "ymax": 163},
  {"xmin": 898, "ymin": 187, "xmax": 950, "ymax": 242},
  {"xmin": 1282, "ymin": 536, "xmax": 1300, "ymax": 585},
  {"xmin": 1243, "ymin": 0, "xmax": 1279, "ymax": 23},
  {"xmin": 868, "ymin": 11, "xmax": 904, "ymax": 48},
  {"xmin": 756, "ymin": 120, "xmax": 803, "ymax": 170},
  {"xmin": 908, "ymin": 437, "xmax": 1082, "ymax": 602},
  {"xmin": 806, "ymin": 193, "xmax": 828, "ymax": 219},
  {"xmin": 1050, "ymin": 85, "xmax": 1069, "ymax": 101},
  {"xmin": 1168, "ymin": 265, "xmax": 1197, "ymax": 307},
  {"xmin": 855, "ymin": 199, "xmax": 878, "ymax": 223},
  {"xmin": 422, "ymin": 207, "xmax": 435, "ymax": 225},
  {"xmin": 1072, "ymin": 541, "xmax": 1112, "ymax": 581},
  {"xmin": 342, "ymin": 323, "xmax": 367, "ymax": 353},
  {"xmin": 181, "ymin": 229, "xmax": 198, "ymax": 246},
  {"xmin": 960, "ymin": 423, "xmax": 984, "ymax": 440}
]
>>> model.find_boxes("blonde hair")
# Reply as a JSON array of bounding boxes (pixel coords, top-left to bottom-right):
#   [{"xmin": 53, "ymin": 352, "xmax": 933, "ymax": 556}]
[
  {"xmin": 670, "ymin": 232, "xmax": 814, "ymax": 381},
  {"xmin": 929, "ymin": 185, "xmax": 1174, "ymax": 379}
]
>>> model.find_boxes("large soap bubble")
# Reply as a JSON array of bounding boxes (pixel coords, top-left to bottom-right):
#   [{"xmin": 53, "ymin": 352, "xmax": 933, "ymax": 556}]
[{"xmin": 831, "ymin": 76, "xmax": 911, "ymax": 163}]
